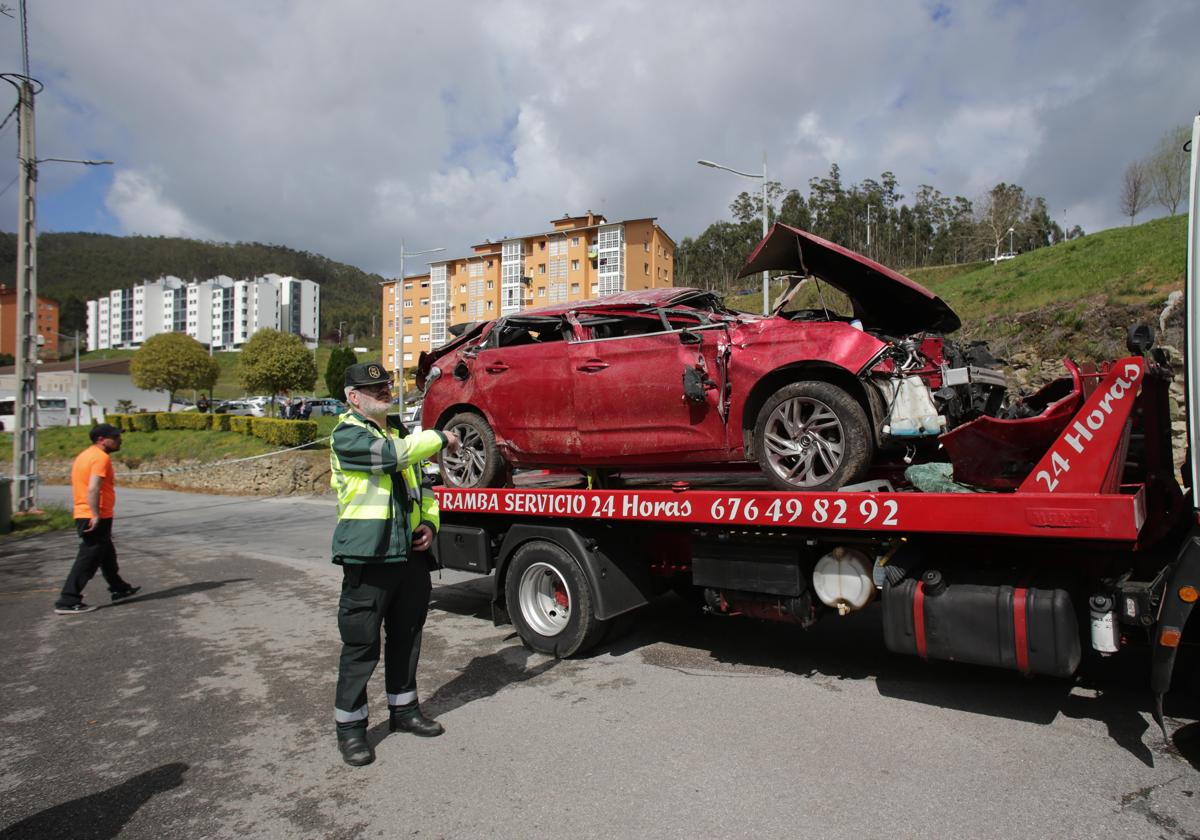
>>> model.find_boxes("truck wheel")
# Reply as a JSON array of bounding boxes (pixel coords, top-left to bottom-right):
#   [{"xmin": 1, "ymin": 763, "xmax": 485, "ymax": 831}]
[
  {"xmin": 505, "ymin": 541, "xmax": 607, "ymax": 657},
  {"xmin": 753, "ymin": 381, "xmax": 871, "ymax": 491},
  {"xmin": 439, "ymin": 411, "xmax": 507, "ymax": 488}
]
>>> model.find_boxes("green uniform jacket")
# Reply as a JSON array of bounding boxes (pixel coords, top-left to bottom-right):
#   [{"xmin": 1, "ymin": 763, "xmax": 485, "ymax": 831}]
[{"xmin": 329, "ymin": 409, "xmax": 446, "ymax": 564}]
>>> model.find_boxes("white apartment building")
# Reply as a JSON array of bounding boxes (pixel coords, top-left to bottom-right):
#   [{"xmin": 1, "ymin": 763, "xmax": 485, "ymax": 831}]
[{"xmin": 86, "ymin": 274, "xmax": 320, "ymax": 351}]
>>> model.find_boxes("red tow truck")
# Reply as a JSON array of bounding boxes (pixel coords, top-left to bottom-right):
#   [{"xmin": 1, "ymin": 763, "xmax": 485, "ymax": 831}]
[{"xmin": 430, "ymin": 117, "xmax": 1200, "ymax": 731}]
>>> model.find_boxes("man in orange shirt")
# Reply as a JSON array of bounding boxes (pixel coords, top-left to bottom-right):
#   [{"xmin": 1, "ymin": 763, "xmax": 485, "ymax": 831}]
[{"xmin": 54, "ymin": 423, "xmax": 140, "ymax": 615}]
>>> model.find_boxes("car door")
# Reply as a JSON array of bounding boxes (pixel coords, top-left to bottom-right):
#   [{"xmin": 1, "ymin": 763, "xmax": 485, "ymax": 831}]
[
  {"xmin": 568, "ymin": 312, "xmax": 729, "ymax": 460},
  {"xmin": 468, "ymin": 317, "xmax": 579, "ymax": 460}
]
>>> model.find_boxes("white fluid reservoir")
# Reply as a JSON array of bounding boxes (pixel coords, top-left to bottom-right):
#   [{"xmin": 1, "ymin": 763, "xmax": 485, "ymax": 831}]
[{"xmin": 812, "ymin": 547, "xmax": 875, "ymax": 615}]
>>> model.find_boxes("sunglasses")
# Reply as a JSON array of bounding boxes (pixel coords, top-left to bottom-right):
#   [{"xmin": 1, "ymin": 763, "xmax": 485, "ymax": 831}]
[{"xmin": 358, "ymin": 383, "xmax": 393, "ymax": 397}]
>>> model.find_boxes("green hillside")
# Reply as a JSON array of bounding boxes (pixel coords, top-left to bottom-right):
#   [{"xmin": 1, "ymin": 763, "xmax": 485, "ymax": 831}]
[
  {"xmin": 0, "ymin": 232, "xmax": 384, "ymax": 339},
  {"xmin": 916, "ymin": 214, "xmax": 1186, "ymax": 323}
]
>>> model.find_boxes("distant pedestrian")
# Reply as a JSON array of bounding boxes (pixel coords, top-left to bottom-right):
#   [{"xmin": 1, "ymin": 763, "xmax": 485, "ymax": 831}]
[
  {"xmin": 299, "ymin": 399, "xmax": 311, "ymax": 420},
  {"xmin": 54, "ymin": 424, "xmax": 140, "ymax": 615},
  {"xmin": 197, "ymin": 395, "xmax": 210, "ymax": 414},
  {"xmin": 281, "ymin": 398, "xmax": 293, "ymax": 420},
  {"xmin": 328, "ymin": 362, "xmax": 459, "ymax": 766}
]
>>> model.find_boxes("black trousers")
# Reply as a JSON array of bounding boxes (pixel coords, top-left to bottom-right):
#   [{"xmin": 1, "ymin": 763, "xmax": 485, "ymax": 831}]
[
  {"xmin": 56, "ymin": 519, "xmax": 130, "ymax": 608},
  {"xmin": 334, "ymin": 560, "xmax": 432, "ymax": 723}
]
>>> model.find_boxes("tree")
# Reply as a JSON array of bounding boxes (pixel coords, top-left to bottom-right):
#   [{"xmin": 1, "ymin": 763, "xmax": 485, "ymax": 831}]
[
  {"xmin": 325, "ymin": 345, "xmax": 358, "ymax": 398},
  {"xmin": 1119, "ymin": 160, "xmax": 1151, "ymax": 225},
  {"xmin": 239, "ymin": 329, "xmax": 318, "ymax": 415},
  {"xmin": 975, "ymin": 183, "xmax": 1029, "ymax": 264},
  {"xmin": 1147, "ymin": 124, "xmax": 1190, "ymax": 215},
  {"xmin": 130, "ymin": 333, "xmax": 218, "ymax": 410}
]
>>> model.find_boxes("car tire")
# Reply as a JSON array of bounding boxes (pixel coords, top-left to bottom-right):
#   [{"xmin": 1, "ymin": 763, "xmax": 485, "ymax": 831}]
[
  {"xmin": 752, "ymin": 381, "xmax": 871, "ymax": 491},
  {"xmin": 505, "ymin": 540, "xmax": 608, "ymax": 658},
  {"xmin": 439, "ymin": 411, "xmax": 507, "ymax": 488}
]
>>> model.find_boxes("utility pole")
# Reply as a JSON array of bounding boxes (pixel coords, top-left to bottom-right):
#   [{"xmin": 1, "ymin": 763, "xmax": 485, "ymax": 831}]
[{"xmin": 11, "ymin": 73, "xmax": 38, "ymax": 512}]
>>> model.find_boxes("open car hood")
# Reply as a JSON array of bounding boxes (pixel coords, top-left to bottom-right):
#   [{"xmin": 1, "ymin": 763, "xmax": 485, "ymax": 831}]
[{"xmin": 739, "ymin": 224, "xmax": 961, "ymax": 334}]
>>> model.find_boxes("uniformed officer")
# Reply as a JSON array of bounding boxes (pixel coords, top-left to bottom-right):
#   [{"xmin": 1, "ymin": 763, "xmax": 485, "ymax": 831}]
[{"xmin": 330, "ymin": 362, "xmax": 460, "ymax": 767}]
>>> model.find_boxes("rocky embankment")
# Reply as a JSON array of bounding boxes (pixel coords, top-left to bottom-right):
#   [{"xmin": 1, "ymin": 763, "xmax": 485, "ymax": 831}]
[{"xmin": 41, "ymin": 449, "xmax": 333, "ymax": 496}]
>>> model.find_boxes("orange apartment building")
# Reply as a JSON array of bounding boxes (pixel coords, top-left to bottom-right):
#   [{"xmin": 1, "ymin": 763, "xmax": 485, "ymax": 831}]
[
  {"xmin": 383, "ymin": 213, "xmax": 675, "ymax": 382},
  {"xmin": 0, "ymin": 285, "xmax": 60, "ymax": 360}
]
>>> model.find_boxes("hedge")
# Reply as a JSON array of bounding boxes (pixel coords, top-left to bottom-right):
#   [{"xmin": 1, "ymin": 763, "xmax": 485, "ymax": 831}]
[
  {"xmin": 251, "ymin": 418, "xmax": 319, "ymax": 446},
  {"xmin": 101, "ymin": 411, "xmax": 318, "ymax": 448}
]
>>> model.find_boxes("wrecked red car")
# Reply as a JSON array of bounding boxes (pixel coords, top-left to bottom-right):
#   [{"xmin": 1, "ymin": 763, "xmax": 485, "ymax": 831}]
[{"xmin": 416, "ymin": 225, "xmax": 1008, "ymax": 490}]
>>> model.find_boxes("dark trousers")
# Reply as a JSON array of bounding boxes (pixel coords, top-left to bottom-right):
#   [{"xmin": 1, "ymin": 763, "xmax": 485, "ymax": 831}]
[
  {"xmin": 334, "ymin": 560, "xmax": 432, "ymax": 722},
  {"xmin": 56, "ymin": 519, "xmax": 130, "ymax": 608}
]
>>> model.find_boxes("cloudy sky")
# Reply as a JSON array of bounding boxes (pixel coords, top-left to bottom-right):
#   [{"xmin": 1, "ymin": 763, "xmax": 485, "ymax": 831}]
[{"xmin": 0, "ymin": 1, "xmax": 1195, "ymax": 277}]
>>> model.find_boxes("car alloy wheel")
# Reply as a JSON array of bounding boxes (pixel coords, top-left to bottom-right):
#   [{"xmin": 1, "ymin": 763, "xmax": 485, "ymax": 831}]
[
  {"xmin": 762, "ymin": 395, "xmax": 846, "ymax": 487},
  {"xmin": 442, "ymin": 420, "xmax": 487, "ymax": 486}
]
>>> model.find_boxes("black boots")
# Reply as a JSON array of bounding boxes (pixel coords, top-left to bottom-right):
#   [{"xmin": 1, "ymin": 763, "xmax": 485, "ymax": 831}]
[
  {"xmin": 336, "ymin": 722, "xmax": 375, "ymax": 766},
  {"xmin": 389, "ymin": 703, "xmax": 444, "ymax": 737}
]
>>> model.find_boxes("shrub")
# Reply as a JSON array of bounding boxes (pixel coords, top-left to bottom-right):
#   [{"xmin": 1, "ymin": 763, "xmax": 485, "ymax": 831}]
[
  {"xmin": 154, "ymin": 413, "xmax": 179, "ymax": 430},
  {"xmin": 251, "ymin": 417, "xmax": 319, "ymax": 446},
  {"xmin": 104, "ymin": 413, "xmax": 132, "ymax": 432},
  {"xmin": 130, "ymin": 413, "xmax": 158, "ymax": 432},
  {"xmin": 209, "ymin": 413, "xmax": 231, "ymax": 432},
  {"xmin": 169, "ymin": 412, "xmax": 211, "ymax": 431},
  {"xmin": 229, "ymin": 416, "xmax": 254, "ymax": 435}
]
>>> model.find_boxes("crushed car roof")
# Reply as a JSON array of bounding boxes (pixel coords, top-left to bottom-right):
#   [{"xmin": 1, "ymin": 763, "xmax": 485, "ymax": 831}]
[
  {"xmin": 514, "ymin": 287, "xmax": 721, "ymax": 318},
  {"xmin": 739, "ymin": 224, "xmax": 961, "ymax": 334}
]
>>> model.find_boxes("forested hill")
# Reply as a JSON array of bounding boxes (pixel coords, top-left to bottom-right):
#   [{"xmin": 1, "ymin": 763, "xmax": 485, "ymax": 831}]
[{"xmin": 0, "ymin": 232, "xmax": 383, "ymax": 338}]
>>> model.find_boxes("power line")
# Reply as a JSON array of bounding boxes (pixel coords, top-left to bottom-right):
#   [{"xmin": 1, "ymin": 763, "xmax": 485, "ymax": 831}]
[{"xmin": 0, "ymin": 173, "xmax": 18, "ymax": 199}]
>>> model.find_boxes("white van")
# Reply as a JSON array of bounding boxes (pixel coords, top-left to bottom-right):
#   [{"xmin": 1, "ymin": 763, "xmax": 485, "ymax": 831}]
[{"xmin": 0, "ymin": 396, "xmax": 72, "ymax": 431}]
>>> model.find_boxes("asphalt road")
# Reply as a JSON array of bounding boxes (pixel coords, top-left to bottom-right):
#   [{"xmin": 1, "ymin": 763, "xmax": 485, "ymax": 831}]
[{"xmin": 1, "ymin": 486, "xmax": 1198, "ymax": 839}]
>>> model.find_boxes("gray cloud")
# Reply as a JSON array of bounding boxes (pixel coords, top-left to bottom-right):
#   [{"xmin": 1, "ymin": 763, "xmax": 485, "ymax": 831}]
[{"xmin": 0, "ymin": 0, "xmax": 1195, "ymax": 275}]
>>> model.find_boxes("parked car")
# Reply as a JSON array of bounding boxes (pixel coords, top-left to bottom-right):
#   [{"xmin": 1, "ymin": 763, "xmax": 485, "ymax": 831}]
[
  {"xmin": 417, "ymin": 225, "xmax": 1009, "ymax": 491},
  {"xmin": 307, "ymin": 398, "xmax": 346, "ymax": 417},
  {"xmin": 216, "ymin": 400, "xmax": 265, "ymax": 417}
]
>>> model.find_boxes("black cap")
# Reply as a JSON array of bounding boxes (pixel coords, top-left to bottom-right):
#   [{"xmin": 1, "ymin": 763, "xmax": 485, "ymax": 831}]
[
  {"xmin": 344, "ymin": 362, "xmax": 390, "ymax": 389},
  {"xmin": 90, "ymin": 423, "xmax": 123, "ymax": 442}
]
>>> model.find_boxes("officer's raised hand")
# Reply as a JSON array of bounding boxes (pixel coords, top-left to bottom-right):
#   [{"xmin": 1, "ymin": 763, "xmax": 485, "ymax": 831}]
[{"xmin": 443, "ymin": 431, "xmax": 461, "ymax": 454}]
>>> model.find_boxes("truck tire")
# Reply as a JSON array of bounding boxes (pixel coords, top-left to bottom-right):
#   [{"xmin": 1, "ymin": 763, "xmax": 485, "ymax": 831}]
[
  {"xmin": 752, "ymin": 381, "xmax": 872, "ymax": 491},
  {"xmin": 439, "ymin": 411, "xmax": 507, "ymax": 488},
  {"xmin": 505, "ymin": 540, "xmax": 608, "ymax": 657}
]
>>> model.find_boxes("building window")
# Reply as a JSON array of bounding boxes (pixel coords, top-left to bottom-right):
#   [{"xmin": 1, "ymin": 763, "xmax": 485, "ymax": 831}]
[
  {"xmin": 644, "ymin": 242, "xmax": 651, "ymax": 252},
  {"xmin": 388, "ymin": 303, "xmax": 394, "ymax": 312},
  {"xmin": 459, "ymin": 303, "xmax": 466, "ymax": 313},
  {"xmin": 537, "ymin": 286, "xmax": 546, "ymax": 296},
  {"xmin": 571, "ymin": 283, "xmax": 580, "ymax": 294},
  {"xmin": 539, "ymin": 241, "xmax": 546, "ymax": 250},
  {"xmin": 571, "ymin": 259, "xmax": 580, "ymax": 271},
  {"xmin": 591, "ymin": 284, "xmax": 599, "ymax": 294},
  {"xmin": 459, "ymin": 283, "xmax": 467, "ymax": 293},
  {"xmin": 419, "ymin": 333, "xmax": 429, "ymax": 342},
  {"xmin": 388, "ymin": 338, "xmax": 394, "ymax": 346},
  {"xmin": 403, "ymin": 353, "xmax": 412, "ymax": 362},
  {"xmin": 645, "ymin": 263, "xmax": 650, "ymax": 275},
  {"xmin": 539, "ymin": 264, "xmax": 546, "ymax": 274},
  {"xmin": 403, "ymin": 317, "xmax": 413, "ymax": 325},
  {"xmin": 571, "ymin": 237, "xmax": 579, "ymax": 247},
  {"xmin": 486, "ymin": 301, "xmax": 494, "ymax": 310},
  {"xmin": 486, "ymin": 280, "xmax": 494, "ymax": 290},
  {"xmin": 404, "ymin": 282, "xmax": 413, "ymax": 290},
  {"xmin": 420, "ymin": 298, "xmax": 428, "ymax": 306},
  {"xmin": 404, "ymin": 300, "xmax": 413, "ymax": 308},
  {"xmin": 419, "ymin": 315, "xmax": 429, "ymax": 324},
  {"xmin": 388, "ymin": 319, "xmax": 394, "ymax": 329},
  {"xmin": 421, "ymin": 281, "xmax": 429, "ymax": 288},
  {"xmin": 404, "ymin": 335, "xmax": 413, "ymax": 344}
]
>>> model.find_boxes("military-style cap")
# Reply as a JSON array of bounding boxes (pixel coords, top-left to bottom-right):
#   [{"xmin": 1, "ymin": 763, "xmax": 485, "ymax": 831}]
[{"xmin": 344, "ymin": 362, "xmax": 391, "ymax": 389}]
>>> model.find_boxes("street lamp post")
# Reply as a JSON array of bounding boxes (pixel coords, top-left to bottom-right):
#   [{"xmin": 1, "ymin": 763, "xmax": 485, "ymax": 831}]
[
  {"xmin": 698, "ymin": 153, "xmax": 770, "ymax": 315},
  {"xmin": 394, "ymin": 241, "xmax": 445, "ymax": 413},
  {"xmin": 1008, "ymin": 226, "xmax": 1015, "ymax": 254}
]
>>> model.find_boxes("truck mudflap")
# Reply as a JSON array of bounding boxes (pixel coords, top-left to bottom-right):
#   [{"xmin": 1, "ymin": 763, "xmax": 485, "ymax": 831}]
[
  {"xmin": 1151, "ymin": 525, "xmax": 1200, "ymax": 733},
  {"xmin": 882, "ymin": 571, "xmax": 1081, "ymax": 678}
]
